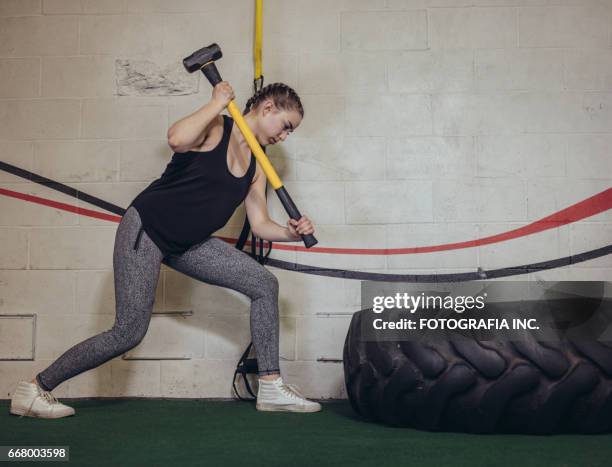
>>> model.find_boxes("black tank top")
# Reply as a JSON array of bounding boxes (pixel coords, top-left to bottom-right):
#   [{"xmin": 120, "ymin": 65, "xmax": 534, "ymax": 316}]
[{"xmin": 128, "ymin": 115, "xmax": 256, "ymax": 256}]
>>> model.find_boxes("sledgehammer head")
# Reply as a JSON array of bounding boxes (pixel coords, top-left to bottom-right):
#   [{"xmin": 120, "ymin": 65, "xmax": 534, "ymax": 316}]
[{"xmin": 183, "ymin": 43, "xmax": 222, "ymax": 73}]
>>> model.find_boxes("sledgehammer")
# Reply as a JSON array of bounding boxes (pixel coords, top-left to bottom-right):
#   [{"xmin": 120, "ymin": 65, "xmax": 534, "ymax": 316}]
[{"xmin": 183, "ymin": 43, "xmax": 318, "ymax": 248}]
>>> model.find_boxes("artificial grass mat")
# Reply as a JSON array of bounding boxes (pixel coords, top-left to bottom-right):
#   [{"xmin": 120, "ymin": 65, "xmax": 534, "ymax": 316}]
[{"xmin": 1, "ymin": 399, "xmax": 611, "ymax": 467}]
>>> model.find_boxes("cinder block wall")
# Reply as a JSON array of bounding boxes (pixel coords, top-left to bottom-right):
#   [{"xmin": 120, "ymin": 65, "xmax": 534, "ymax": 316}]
[{"xmin": 1, "ymin": 0, "xmax": 611, "ymax": 399}]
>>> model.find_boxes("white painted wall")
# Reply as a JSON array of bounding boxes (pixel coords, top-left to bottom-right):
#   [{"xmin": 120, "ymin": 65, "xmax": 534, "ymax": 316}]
[{"xmin": 1, "ymin": 0, "xmax": 611, "ymax": 399}]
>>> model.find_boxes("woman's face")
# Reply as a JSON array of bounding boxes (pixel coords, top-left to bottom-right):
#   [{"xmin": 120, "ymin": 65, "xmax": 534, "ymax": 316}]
[{"xmin": 256, "ymin": 99, "xmax": 302, "ymax": 146}]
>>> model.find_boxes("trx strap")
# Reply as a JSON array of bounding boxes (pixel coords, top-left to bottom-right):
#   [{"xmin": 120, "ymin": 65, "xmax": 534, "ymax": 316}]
[
  {"xmin": 232, "ymin": 342, "xmax": 259, "ymax": 401},
  {"xmin": 253, "ymin": 0, "xmax": 264, "ymax": 92}
]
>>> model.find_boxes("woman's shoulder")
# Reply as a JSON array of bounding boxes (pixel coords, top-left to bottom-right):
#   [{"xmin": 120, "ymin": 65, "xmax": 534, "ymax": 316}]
[{"xmin": 191, "ymin": 114, "xmax": 226, "ymax": 152}]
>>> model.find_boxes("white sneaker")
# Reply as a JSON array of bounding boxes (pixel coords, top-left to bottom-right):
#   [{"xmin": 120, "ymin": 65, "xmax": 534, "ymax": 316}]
[
  {"xmin": 9, "ymin": 381, "xmax": 75, "ymax": 419},
  {"xmin": 256, "ymin": 377, "xmax": 322, "ymax": 413}
]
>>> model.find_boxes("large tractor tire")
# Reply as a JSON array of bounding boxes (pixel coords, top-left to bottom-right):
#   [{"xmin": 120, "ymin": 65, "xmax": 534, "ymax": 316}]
[{"xmin": 343, "ymin": 309, "xmax": 612, "ymax": 434}]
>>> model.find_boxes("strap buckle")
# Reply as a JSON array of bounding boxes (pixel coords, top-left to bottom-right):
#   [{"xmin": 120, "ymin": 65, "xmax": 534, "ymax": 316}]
[{"xmin": 253, "ymin": 75, "xmax": 264, "ymax": 93}]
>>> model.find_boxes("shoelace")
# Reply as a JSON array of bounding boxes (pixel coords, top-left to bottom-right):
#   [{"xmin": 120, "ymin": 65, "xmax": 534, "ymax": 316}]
[
  {"xmin": 21, "ymin": 385, "xmax": 59, "ymax": 418},
  {"xmin": 279, "ymin": 382, "xmax": 306, "ymax": 400},
  {"xmin": 40, "ymin": 389, "xmax": 59, "ymax": 405}
]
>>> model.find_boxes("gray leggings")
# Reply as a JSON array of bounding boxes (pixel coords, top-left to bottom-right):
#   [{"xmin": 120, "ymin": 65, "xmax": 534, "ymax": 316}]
[{"xmin": 36, "ymin": 206, "xmax": 280, "ymax": 391}]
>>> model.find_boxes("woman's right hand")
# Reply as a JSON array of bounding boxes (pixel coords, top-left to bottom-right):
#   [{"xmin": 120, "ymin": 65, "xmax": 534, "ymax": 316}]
[{"xmin": 211, "ymin": 81, "xmax": 235, "ymax": 110}]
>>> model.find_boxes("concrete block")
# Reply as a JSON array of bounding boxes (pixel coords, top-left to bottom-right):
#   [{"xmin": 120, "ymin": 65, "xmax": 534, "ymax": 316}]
[
  {"xmin": 389, "ymin": 49, "xmax": 474, "ymax": 93},
  {"xmin": 79, "ymin": 14, "xmax": 164, "ymax": 55},
  {"xmin": 29, "ymin": 227, "xmax": 116, "ymax": 269},
  {"xmin": 203, "ymin": 314, "xmax": 250, "ymax": 360},
  {"xmin": 127, "ymin": 0, "xmax": 224, "ymax": 13},
  {"xmin": 430, "ymin": 7, "xmax": 517, "ymax": 49},
  {"xmin": 125, "ymin": 314, "xmax": 205, "ymax": 359},
  {"xmin": 565, "ymin": 48, "xmax": 612, "ymax": 91},
  {"xmin": 36, "ymin": 313, "xmax": 114, "ymax": 359},
  {"xmin": 523, "ymin": 92, "xmax": 612, "ymax": 133},
  {"xmin": 120, "ymin": 140, "xmax": 171, "ymax": 182},
  {"xmin": 0, "ymin": 315, "xmax": 35, "ymax": 360},
  {"xmin": 162, "ymin": 12, "xmax": 250, "ymax": 59},
  {"xmin": 160, "ymin": 359, "xmax": 237, "ymax": 398},
  {"xmin": 0, "ymin": 16, "xmax": 78, "ymax": 56},
  {"xmin": 111, "ymin": 359, "xmax": 160, "ymax": 397},
  {"xmin": 433, "ymin": 92, "xmax": 526, "ymax": 135},
  {"xmin": 44, "ymin": 0, "xmax": 127, "ymax": 14},
  {"xmin": 73, "ymin": 182, "xmax": 147, "ymax": 226},
  {"xmin": 0, "ymin": 142, "xmax": 33, "ymax": 183},
  {"xmin": 269, "ymin": 268, "xmax": 349, "ymax": 317},
  {"xmin": 527, "ymin": 179, "xmax": 612, "ymax": 222},
  {"xmin": 296, "ymin": 137, "xmax": 385, "ymax": 181},
  {"xmin": 341, "ymin": 10, "xmax": 427, "ymax": 51},
  {"xmin": 519, "ymin": 5, "xmax": 609, "ymax": 48},
  {"xmin": 433, "ymin": 179, "xmax": 527, "ymax": 222},
  {"xmin": 296, "ymin": 224, "xmax": 386, "ymax": 270},
  {"xmin": 298, "ymin": 52, "xmax": 386, "ymax": 94},
  {"xmin": 0, "ymin": 361, "xmax": 63, "ymax": 398},
  {"xmin": 81, "ymin": 98, "xmax": 167, "ymax": 139},
  {"xmin": 296, "ymin": 316, "xmax": 351, "ymax": 361},
  {"xmin": 0, "ymin": 183, "xmax": 79, "ymax": 226},
  {"xmin": 387, "ymin": 223, "xmax": 479, "ymax": 269},
  {"xmin": 267, "ymin": 181, "xmax": 344, "ymax": 225},
  {"xmin": 566, "ymin": 134, "xmax": 612, "ymax": 179},
  {"xmin": 387, "ymin": 136, "xmax": 474, "ymax": 180},
  {"xmin": 295, "ymin": 95, "xmax": 345, "ymax": 139},
  {"xmin": 264, "ymin": 0, "xmax": 341, "ymax": 54},
  {"xmin": 476, "ymin": 48, "xmax": 564, "ymax": 91},
  {"xmin": 345, "ymin": 180, "xmax": 433, "ymax": 224},
  {"xmin": 165, "ymin": 270, "xmax": 251, "ymax": 315},
  {"xmin": 76, "ymin": 269, "xmax": 163, "ymax": 315},
  {"xmin": 476, "ymin": 134, "xmax": 566, "ymax": 179},
  {"xmin": 279, "ymin": 316, "xmax": 296, "ymax": 361},
  {"xmin": 66, "ymin": 360, "xmax": 113, "ymax": 397},
  {"xmin": 0, "ymin": 229, "xmax": 27, "ymax": 269},
  {"xmin": 477, "ymin": 222, "xmax": 564, "ymax": 270},
  {"xmin": 42, "ymin": 0, "xmax": 82, "ymax": 14},
  {"xmin": 0, "ymin": 99, "xmax": 80, "ymax": 140},
  {"xmin": 570, "ymin": 223, "xmax": 612, "ymax": 267},
  {"xmin": 42, "ymin": 56, "xmax": 115, "ymax": 98},
  {"xmin": 0, "ymin": 270, "xmax": 75, "ymax": 315},
  {"xmin": 33, "ymin": 141, "xmax": 120, "ymax": 183},
  {"xmin": 346, "ymin": 94, "xmax": 432, "ymax": 137},
  {"xmin": 0, "ymin": 0, "xmax": 41, "ymax": 16},
  {"xmin": 0, "ymin": 58, "xmax": 40, "ymax": 97}
]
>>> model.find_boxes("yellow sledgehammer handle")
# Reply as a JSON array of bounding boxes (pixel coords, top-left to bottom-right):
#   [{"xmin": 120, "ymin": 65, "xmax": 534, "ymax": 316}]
[{"xmin": 226, "ymin": 100, "xmax": 282, "ymax": 190}]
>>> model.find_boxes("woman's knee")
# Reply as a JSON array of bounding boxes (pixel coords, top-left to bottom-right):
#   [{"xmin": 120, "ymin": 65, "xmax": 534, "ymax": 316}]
[
  {"xmin": 109, "ymin": 323, "xmax": 148, "ymax": 353},
  {"xmin": 261, "ymin": 270, "xmax": 279, "ymax": 296}
]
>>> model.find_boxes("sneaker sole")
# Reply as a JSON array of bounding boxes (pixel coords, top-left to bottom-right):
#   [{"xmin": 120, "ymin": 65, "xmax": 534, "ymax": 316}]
[
  {"xmin": 256, "ymin": 403, "xmax": 322, "ymax": 413},
  {"xmin": 9, "ymin": 406, "xmax": 75, "ymax": 419}
]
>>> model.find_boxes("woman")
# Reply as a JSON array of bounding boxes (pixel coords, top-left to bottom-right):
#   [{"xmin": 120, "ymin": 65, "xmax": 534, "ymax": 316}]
[{"xmin": 10, "ymin": 82, "xmax": 321, "ymax": 418}]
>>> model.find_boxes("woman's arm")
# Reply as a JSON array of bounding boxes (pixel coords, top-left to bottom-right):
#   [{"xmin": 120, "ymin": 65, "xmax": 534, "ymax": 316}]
[
  {"xmin": 244, "ymin": 167, "xmax": 314, "ymax": 242},
  {"xmin": 167, "ymin": 82, "xmax": 234, "ymax": 153}
]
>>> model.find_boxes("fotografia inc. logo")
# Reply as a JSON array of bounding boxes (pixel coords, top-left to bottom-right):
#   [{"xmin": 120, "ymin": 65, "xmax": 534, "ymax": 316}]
[{"xmin": 371, "ymin": 292, "xmax": 488, "ymax": 314}]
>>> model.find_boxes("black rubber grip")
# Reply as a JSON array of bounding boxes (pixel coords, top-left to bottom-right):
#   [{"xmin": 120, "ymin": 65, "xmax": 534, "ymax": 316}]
[
  {"xmin": 275, "ymin": 186, "xmax": 318, "ymax": 248},
  {"xmin": 201, "ymin": 62, "xmax": 222, "ymax": 87}
]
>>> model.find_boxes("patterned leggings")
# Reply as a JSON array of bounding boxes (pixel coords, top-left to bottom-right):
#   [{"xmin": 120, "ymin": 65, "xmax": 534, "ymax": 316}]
[{"xmin": 36, "ymin": 206, "xmax": 280, "ymax": 391}]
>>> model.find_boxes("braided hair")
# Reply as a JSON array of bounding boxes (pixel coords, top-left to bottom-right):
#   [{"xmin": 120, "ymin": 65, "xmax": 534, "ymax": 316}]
[{"xmin": 242, "ymin": 82, "xmax": 304, "ymax": 118}]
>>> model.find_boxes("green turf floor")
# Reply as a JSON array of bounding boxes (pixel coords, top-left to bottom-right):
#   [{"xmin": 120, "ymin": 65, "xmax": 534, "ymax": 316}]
[{"xmin": 1, "ymin": 399, "xmax": 611, "ymax": 467}]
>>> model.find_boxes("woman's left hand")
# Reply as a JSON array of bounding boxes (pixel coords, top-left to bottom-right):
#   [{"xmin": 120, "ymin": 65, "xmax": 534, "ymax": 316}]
[{"xmin": 287, "ymin": 216, "xmax": 315, "ymax": 240}]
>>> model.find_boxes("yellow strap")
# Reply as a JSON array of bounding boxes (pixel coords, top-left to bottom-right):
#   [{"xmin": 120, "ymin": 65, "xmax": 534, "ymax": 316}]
[{"xmin": 254, "ymin": 0, "xmax": 263, "ymax": 85}]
